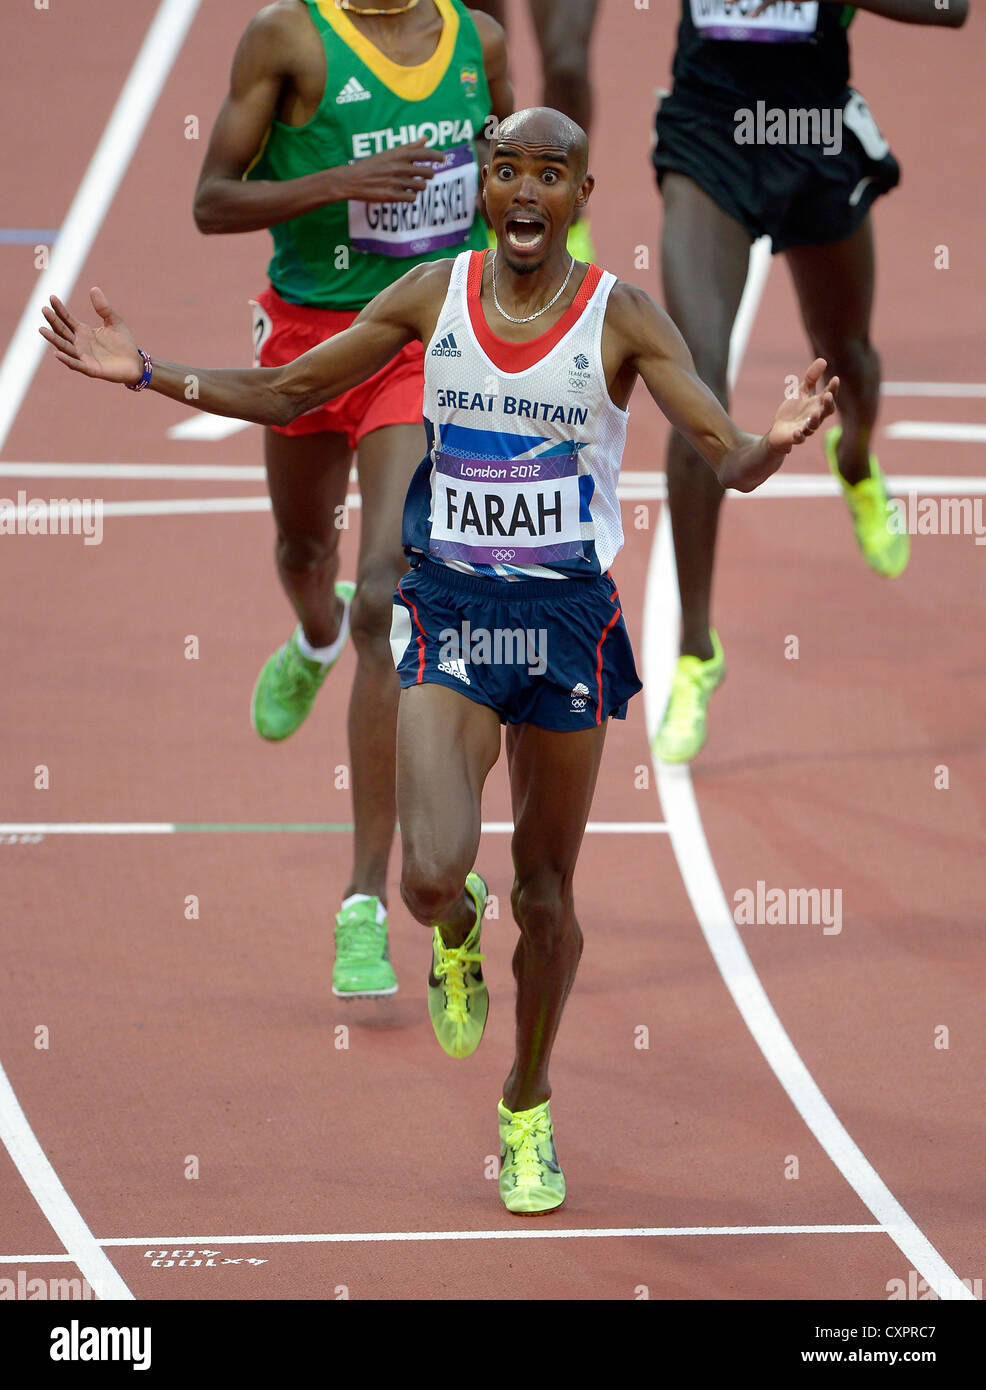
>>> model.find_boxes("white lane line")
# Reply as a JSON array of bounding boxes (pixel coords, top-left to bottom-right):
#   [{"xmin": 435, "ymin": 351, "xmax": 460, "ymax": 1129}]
[
  {"xmin": 0, "ymin": 1062, "xmax": 133, "ymax": 1299},
  {"xmin": 882, "ymin": 382, "xmax": 986, "ymax": 397},
  {"xmin": 644, "ymin": 241, "xmax": 975, "ymax": 1300},
  {"xmin": 0, "ymin": 0, "xmax": 203, "ymax": 455},
  {"xmin": 0, "ymin": 1255, "xmax": 80, "ymax": 1265},
  {"xmin": 95, "ymin": 1224, "xmax": 884, "ymax": 1247},
  {"xmin": 0, "ymin": 822, "xmax": 667, "ymax": 836},
  {"xmin": 0, "ymin": 0, "xmax": 205, "ymax": 1309},
  {"xmin": 167, "ymin": 415, "xmax": 255, "ymax": 441},
  {"xmin": 884, "ymin": 422, "xmax": 986, "ymax": 443},
  {"xmin": 646, "ymin": 513, "xmax": 974, "ymax": 1301},
  {"xmin": 0, "ymin": 462, "xmax": 267, "ymax": 481}
]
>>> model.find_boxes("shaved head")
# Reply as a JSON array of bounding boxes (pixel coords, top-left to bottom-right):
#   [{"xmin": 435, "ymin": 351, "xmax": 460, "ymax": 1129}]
[{"xmin": 490, "ymin": 107, "xmax": 589, "ymax": 181}]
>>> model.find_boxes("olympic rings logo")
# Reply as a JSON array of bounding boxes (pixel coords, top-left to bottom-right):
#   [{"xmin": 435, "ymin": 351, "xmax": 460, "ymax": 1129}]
[{"xmin": 491, "ymin": 549, "xmax": 516, "ymax": 562}]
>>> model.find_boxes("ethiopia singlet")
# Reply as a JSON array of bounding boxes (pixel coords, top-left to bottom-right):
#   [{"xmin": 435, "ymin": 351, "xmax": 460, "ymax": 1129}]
[
  {"xmin": 402, "ymin": 250, "xmax": 629, "ymax": 583},
  {"xmin": 672, "ymin": 3, "xmax": 857, "ymax": 112},
  {"xmin": 246, "ymin": 0, "xmax": 491, "ymax": 309}
]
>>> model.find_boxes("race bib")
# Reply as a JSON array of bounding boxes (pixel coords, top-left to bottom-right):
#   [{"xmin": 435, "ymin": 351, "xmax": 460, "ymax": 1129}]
[
  {"xmin": 690, "ymin": 0, "xmax": 819, "ymax": 43},
  {"xmin": 429, "ymin": 450, "xmax": 584, "ymax": 567},
  {"xmin": 348, "ymin": 144, "xmax": 478, "ymax": 258}
]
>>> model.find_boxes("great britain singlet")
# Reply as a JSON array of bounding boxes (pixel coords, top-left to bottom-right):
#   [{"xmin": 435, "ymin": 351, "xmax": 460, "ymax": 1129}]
[
  {"xmin": 402, "ymin": 250, "xmax": 629, "ymax": 583},
  {"xmin": 246, "ymin": 0, "xmax": 491, "ymax": 309}
]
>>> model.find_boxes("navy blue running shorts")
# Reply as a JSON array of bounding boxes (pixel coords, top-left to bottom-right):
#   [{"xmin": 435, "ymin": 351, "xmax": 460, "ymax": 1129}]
[{"xmin": 390, "ymin": 560, "xmax": 643, "ymax": 732}]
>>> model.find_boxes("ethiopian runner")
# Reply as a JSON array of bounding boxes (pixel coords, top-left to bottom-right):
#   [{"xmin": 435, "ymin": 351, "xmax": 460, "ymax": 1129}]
[
  {"xmin": 193, "ymin": 0, "xmax": 512, "ymax": 998},
  {"xmin": 42, "ymin": 107, "xmax": 838, "ymax": 1215}
]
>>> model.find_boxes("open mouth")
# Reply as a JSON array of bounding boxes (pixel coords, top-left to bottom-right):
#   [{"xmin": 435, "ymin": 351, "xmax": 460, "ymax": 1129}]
[{"xmin": 504, "ymin": 217, "xmax": 547, "ymax": 254}]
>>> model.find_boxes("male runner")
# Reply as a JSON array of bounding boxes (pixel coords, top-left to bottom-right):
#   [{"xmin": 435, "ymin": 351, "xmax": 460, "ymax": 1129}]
[
  {"xmin": 652, "ymin": 0, "xmax": 969, "ymax": 764},
  {"xmin": 469, "ymin": 0, "xmax": 599, "ymax": 258},
  {"xmin": 41, "ymin": 107, "xmax": 837, "ymax": 1214},
  {"xmin": 193, "ymin": 0, "xmax": 511, "ymax": 997}
]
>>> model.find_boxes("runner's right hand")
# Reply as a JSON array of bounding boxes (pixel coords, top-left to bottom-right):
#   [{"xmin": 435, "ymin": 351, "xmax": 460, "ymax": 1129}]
[
  {"xmin": 336, "ymin": 137, "xmax": 444, "ymax": 203},
  {"xmin": 40, "ymin": 289, "xmax": 143, "ymax": 385}
]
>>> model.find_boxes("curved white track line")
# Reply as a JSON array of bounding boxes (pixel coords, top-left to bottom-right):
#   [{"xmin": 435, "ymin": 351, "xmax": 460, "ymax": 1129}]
[
  {"xmin": 642, "ymin": 239, "xmax": 975, "ymax": 1301},
  {"xmin": 0, "ymin": 0, "xmax": 203, "ymax": 453},
  {"xmin": 0, "ymin": 0, "xmax": 205, "ymax": 1303},
  {"xmin": 0, "ymin": 1063, "xmax": 132, "ymax": 1300}
]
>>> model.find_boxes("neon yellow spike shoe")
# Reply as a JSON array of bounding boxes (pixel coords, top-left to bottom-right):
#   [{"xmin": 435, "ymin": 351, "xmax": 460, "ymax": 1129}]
[
  {"xmin": 486, "ymin": 224, "xmax": 497, "ymax": 251},
  {"xmin": 251, "ymin": 580, "xmax": 355, "ymax": 741},
  {"xmin": 826, "ymin": 426, "xmax": 909, "ymax": 578},
  {"xmin": 332, "ymin": 896, "xmax": 398, "ymax": 999},
  {"xmin": 498, "ymin": 1098, "xmax": 566, "ymax": 1215},
  {"xmin": 652, "ymin": 629, "xmax": 725, "ymax": 764},
  {"xmin": 566, "ymin": 218, "xmax": 596, "ymax": 263},
  {"xmin": 427, "ymin": 873, "xmax": 488, "ymax": 1059}
]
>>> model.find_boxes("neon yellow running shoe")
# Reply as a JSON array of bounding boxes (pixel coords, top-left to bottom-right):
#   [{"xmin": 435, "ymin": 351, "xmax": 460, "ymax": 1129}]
[
  {"xmin": 566, "ymin": 218, "xmax": 596, "ymax": 263},
  {"xmin": 427, "ymin": 873, "xmax": 488, "ymax": 1059},
  {"xmin": 652, "ymin": 629, "xmax": 725, "ymax": 764},
  {"xmin": 333, "ymin": 896, "xmax": 398, "ymax": 999},
  {"xmin": 826, "ymin": 426, "xmax": 909, "ymax": 578},
  {"xmin": 498, "ymin": 1098, "xmax": 566, "ymax": 1215},
  {"xmin": 486, "ymin": 224, "xmax": 497, "ymax": 251},
  {"xmin": 251, "ymin": 580, "xmax": 355, "ymax": 741}
]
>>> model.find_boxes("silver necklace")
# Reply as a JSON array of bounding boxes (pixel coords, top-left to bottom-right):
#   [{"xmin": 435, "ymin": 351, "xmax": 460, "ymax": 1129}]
[{"xmin": 491, "ymin": 252, "xmax": 576, "ymax": 324}]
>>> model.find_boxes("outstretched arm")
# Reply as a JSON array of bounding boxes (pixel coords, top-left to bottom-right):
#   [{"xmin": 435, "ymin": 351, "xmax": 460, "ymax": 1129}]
[
  {"xmin": 192, "ymin": 4, "xmax": 443, "ymax": 235},
  {"xmin": 40, "ymin": 263, "xmax": 447, "ymax": 427},
  {"xmin": 606, "ymin": 284, "xmax": 837, "ymax": 492},
  {"xmin": 731, "ymin": 0, "xmax": 967, "ymax": 25}
]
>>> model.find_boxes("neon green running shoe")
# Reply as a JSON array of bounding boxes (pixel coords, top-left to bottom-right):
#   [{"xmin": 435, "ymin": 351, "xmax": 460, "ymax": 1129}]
[
  {"xmin": 566, "ymin": 218, "xmax": 596, "ymax": 263},
  {"xmin": 826, "ymin": 426, "xmax": 909, "ymax": 578},
  {"xmin": 250, "ymin": 580, "xmax": 355, "ymax": 741},
  {"xmin": 652, "ymin": 629, "xmax": 725, "ymax": 764},
  {"xmin": 486, "ymin": 224, "xmax": 497, "ymax": 251},
  {"xmin": 332, "ymin": 897, "xmax": 398, "ymax": 999},
  {"xmin": 427, "ymin": 873, "xmax": 488, "ymax": 1059},
  {"xmin": 498, "ymin": 1098, "xmax": 566, "ymax": 1216}
]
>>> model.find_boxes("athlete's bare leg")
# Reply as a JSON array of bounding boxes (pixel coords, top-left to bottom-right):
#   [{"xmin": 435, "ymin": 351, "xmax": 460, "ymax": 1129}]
[
  {"xmin": 264, "ymin": 427, "xmax": 350, "ymax": 649},
  {"xmin": 501, "ymin": 721, "xmax": 607, "ymax": 1113},
  {"xmin": 528, "ymin": 0, "xmax": 598, "ymax": 137},
  {"xmin": 785, "ymin": 216, "xmax": 879, "ymax": 486},
  {"xmin": 661, "ymin": 173, "xmax": 753, "ymax": 660},
  {"xmin": 398, "ymin": 684, "xmax": 502, "ymax": 945},
  {"xmin": 348, "ymin": 423, "xmax": 426, "ymax": 902}
]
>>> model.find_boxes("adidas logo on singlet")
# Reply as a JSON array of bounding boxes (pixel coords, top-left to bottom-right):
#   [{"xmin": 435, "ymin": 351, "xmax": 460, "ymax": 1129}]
[
  {"xmin": 431, "ymin": 332, "xmax": 463, "ymax": 359},
  {"xmin": 336, "ymin": 77, "xmax": 372, "ymax": 104}
]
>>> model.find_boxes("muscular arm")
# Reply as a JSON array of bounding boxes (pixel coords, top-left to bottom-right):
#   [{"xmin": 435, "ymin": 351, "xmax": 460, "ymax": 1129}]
[
  {"xmin": 40, "ymin": 263, "xmax": 451, "ymax": 427},
  {"xmin": 193, "ymin": 2, "xmax": 442, "ymax": 234},
  {"xmin": 471, "ymin": 8, "xmax": 513, "ymax": 130},
  {"xmin": 605, "ymin": 284, "xmax": 836, "ymax": 492},
  {"xmin": 741, "ymin": 0, "xmax": 970, "ymax": 24},
  {"xmin": 834, "ymin": 0, "xmax": 968, "ymax": 24}
]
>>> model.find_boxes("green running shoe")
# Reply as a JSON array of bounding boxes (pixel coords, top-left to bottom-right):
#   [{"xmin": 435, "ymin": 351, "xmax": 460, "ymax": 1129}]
[
  {"xmin": 652, "ymin": 629, "xmax": 725, "ymax": 764},
  {"xmin": 826, "ymin": 426, "xmax": 909, "ymax": 578},
  {"xmin": 250, "ymin": 581, "xmax": 355, "ymax": 741},
  {"xmin": 332, "ymin": 897, "xmax": 398, "ymax": 999},
  {"xmin": 498, "ymin": 1098, "xmax": 566, "ymax": 1215},
  {"xmin": 566, "ymin": 218, "xmax": 596, "ymax": 263},
  {"xmin": 427, "ymin": 873, "xmax": 488, "ymax": 1059}
]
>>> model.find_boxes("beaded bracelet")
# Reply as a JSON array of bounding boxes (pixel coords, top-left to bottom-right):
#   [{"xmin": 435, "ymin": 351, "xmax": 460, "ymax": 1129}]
[{"xmin": 126, "ymin": 349, "xmax": 153, "ymax": 392}]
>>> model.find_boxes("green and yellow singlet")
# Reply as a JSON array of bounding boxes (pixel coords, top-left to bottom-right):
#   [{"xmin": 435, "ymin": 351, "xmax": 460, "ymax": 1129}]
[{"xmin": 246, "ymin": 0, "xmax": 492, "ymax": 309}]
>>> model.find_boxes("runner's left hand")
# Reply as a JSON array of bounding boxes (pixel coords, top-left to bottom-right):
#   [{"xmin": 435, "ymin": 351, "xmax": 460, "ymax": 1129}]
[{"xmin": 767, "ymin": 357, "xmax": 839, "ymax": 455}]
